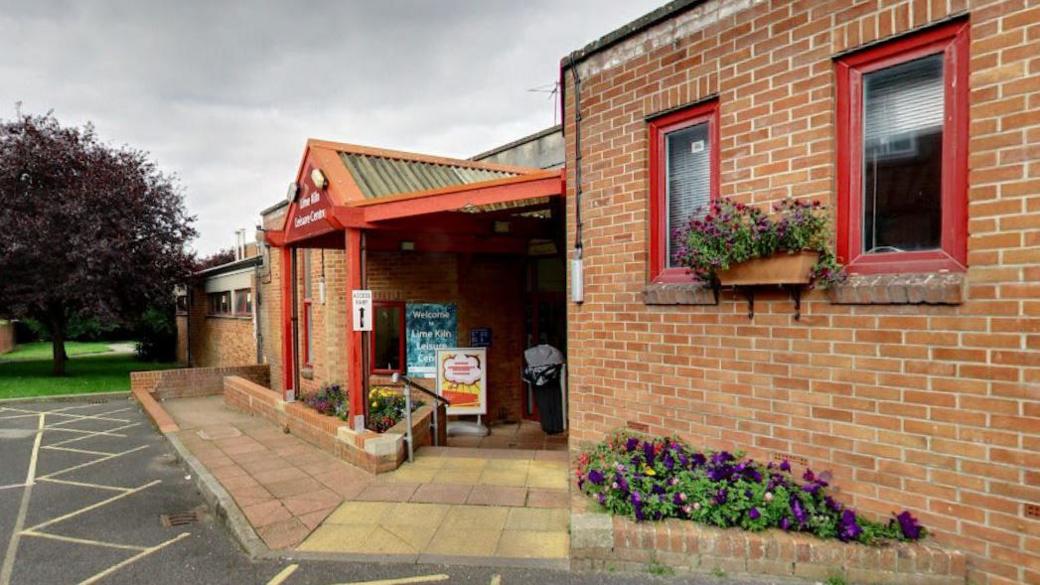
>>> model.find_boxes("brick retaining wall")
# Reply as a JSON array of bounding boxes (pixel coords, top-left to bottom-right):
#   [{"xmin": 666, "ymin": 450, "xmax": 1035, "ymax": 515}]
[
  {"xmin": 223, "ymin": 376, "xmax": 436, "ymax": 474},
  {"xmin": 571, "ymin": 498, "xmax": 967, "ymax": 584},
  {"xmin": 130, "ymin": 364, "xmax": 269, "ymax": 401}
]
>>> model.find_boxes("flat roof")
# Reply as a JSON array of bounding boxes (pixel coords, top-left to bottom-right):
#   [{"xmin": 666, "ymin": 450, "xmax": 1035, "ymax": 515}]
[{"xmin": 562, "ymin": 0, "xmax": 706, "ymax": 68}]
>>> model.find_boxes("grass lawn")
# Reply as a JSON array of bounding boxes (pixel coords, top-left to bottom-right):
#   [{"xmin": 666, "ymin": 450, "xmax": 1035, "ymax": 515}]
[
  {"xmin": 0, "ymin": 345, "xmax": 177, "ymax": 399},
  {"xmin": 0, "ymin": 340, "xmax": 122, "ymax": 361}
]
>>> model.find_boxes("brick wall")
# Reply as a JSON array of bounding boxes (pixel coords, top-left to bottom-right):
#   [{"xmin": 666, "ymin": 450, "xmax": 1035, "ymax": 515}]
[
  {"xmin": 260, "ymin": 247, "xmax": 529, "ymax": 422},
  {"xmin": 181, "ymin": 282, "xmax": 258, "ymax": 368},
  {"xmin": 0, "ymin": 321, "xmax": 13, "ymax": 354},
  {"xmin": 562, "ymin": 2, "xmax": 1039, "ymax": 584},
  {"xmin": 130, "ymin": 364, "xmax": 269, "ymax": 401}
]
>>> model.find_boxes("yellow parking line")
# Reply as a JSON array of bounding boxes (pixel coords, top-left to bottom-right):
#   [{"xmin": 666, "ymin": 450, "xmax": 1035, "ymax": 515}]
[
  {"xmin": 265, "ymin": 563, "xmax": 299, "ymax": 585},
  {"xmin": 0, "ymin": 413, "xmax": 44, "ymax": 585},
  {"xmin": 36, "ymin": 477, "xmax": 131, "ymax": 493},
  {"xmin": 333, "ymin": 575, "xmax": 450, "ymax": 585},
  {"xmin": 21, "ymin": 530, "xmax": 147, "ymax": 552},
  {"xmin": 42, "ymin": 445, "xmax": 115, "ymax": 457},
  {"xmin": 37, "ymin": 444, "xmax": 149, "ymax": 480},
  {"xmin": 24, "ymin": 480, "xmax": 160, "ymax": 532},
  {"xmin": 77, "ymin": 532, "xmax": 190, "ymax": 585}
]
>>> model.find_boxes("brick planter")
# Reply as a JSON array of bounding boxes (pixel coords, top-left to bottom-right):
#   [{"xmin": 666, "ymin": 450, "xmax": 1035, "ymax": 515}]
[
  {"xmin": 571, "ymin": 498, "xmax": 967, "ymax": 584},
  {"xmin": 223, "ymin": 376, "xmax": 437, "ymax": 474}
]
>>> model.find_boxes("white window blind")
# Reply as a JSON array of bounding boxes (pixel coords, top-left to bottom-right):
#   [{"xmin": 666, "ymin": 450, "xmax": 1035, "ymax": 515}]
[
  {"xmin": 863, "ymin": 54, "xmax": 944, "ymax": 144},
  {"xmin": 666, "ymin": 122, "xmax": 711, "ymax": 265}
]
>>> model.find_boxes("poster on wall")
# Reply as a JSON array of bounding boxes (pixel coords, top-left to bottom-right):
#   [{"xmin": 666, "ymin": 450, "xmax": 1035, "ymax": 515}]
[
  {"xmin": 435, "ymin": 348, "xmax": 487, "ymax": 416},
  {"xmin": 405, "ymin": 303, "xmax": 457, "ymax": 377}
]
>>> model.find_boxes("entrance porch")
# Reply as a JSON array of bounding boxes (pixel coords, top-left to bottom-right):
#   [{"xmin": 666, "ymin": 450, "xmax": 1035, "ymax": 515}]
[{"xmin": 263, "ymin": 140, "xmax": 567, "ymax": 457}]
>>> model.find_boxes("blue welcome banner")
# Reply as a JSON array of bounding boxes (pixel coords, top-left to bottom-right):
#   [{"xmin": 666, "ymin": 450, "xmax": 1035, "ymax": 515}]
[{"xmin": 405, "ymin": 303, "xmax": 457, "ymax": 377}]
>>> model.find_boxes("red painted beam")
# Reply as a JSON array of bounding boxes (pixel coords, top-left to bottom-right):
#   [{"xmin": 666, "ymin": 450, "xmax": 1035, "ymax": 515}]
[
  {"xmin": 344, "ymin": 228, "xmax": 365, "ymax": 423},
  {"xmin": 280, "ymin": 246, "xmax": 294, "ymax": 400}
]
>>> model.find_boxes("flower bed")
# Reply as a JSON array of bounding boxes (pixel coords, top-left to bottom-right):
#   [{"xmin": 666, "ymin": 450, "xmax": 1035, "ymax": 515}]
[
  {"xmin": 367, "ymin": 386, "xmax": 424, "ymax": 433},
  {"xmin": 673, "ymin": 197, "xmax": 845, "ymax": 288},
  {"xmin": 303, "ymin": 383, "xmax": 423, "ymax": 434},
  {"xmin": 575, "ymin": 432, "xmax": 923, "ymax": 545}
]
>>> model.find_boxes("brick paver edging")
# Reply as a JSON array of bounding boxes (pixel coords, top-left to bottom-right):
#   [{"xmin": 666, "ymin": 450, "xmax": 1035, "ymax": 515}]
[{"xmin": 570, "ymin": 505, "xmax": 967, "ymax": 584}]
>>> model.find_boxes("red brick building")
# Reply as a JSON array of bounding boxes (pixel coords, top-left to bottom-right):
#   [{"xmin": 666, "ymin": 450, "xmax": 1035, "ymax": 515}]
[
  {"xmin": 176, "ymin": 247, "xmax": 262, "ymax": 368},
  {"xmin": 560, "ymin": 1, "xmax": 1038, "ymax": 583}
]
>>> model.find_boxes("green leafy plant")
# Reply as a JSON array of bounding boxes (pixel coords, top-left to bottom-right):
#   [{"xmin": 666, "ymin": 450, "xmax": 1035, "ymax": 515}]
[
  {"xmin": 575, "ymin": 431, "xmax": 926, "ymax": 546},
  {"xmin": 825, "ymin": 574, "xmax": 848, "ymax": 585},
  {"xmin": 672, "ymin": 196, "xmax": 845, "ymax": 288},
  {"xmin": 646, "ymin": 559, "xmax": 674, "ymax": 576},
  {"xmin": 303, "ymin": 383, "xmax": 349, "ymax": 420}
]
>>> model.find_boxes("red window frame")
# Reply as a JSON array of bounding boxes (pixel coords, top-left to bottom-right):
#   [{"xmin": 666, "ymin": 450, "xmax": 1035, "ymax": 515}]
[
  {"xmin": 370, "ymin": 301, "xmax": 405, "ymax": 375},
  {"xmin": 835, "ymin": 19, "xmax": 969, "ymax": 275},
  {"xmin": 648, "ymin": 99, "xmax": 721, "ymax": 283}
]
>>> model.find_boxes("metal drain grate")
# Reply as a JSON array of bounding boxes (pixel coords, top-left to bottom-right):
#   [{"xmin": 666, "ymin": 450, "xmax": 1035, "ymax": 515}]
[{"xmin": 160, "ymin": 511, "xmax": 199, "ymax": 527}]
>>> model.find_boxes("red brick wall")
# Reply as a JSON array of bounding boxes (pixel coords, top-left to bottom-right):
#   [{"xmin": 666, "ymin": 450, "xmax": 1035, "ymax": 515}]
[
  {"xmin": 130, "ymin": 364, "xmax": 269, "ymax": 401},
  {"xmin": 0, "ymin": 321, "xmax": 14, "ymax": 355},
  {"xmin": 562, "ymin": 2, "xmax": 1038, "ymax": 584}
]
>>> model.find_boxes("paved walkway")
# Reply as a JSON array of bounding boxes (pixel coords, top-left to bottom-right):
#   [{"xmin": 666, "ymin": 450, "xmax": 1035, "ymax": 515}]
[
  {"xmin": 163, "ymin": 396, "xmax": 570, "ymax": 562},
  {"xmin": 165, "ymin": 397, "xmax": 368, "ymax": 550}
]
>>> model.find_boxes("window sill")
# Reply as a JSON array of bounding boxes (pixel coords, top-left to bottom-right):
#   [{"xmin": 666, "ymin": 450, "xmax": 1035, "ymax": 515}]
[
  {"xmin": 828, "ymin": 272, "xmax": 964, "ymax": 305},
  {"xmin": 643, "ymin": 283, "xmax": 717, "ymax": 305}
]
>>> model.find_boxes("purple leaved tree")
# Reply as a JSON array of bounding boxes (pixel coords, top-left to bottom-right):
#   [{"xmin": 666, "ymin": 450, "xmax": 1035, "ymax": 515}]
[{"xmin": 0, "ymin": 111, "xmax": 197, "ymax": 375}]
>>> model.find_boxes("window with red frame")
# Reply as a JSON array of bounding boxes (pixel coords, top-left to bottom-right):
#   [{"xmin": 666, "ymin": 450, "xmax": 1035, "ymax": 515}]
[
  {"xmin": 836, "ymin": 20, "xmax": 969, "ymax": 274},
  {"xmin": 371, "ymin": 302, "xmax": 404, "ymax": 374},
  {"xmin": 301, "ymin": 249, "xmax": 313, "ymax": 365},
  {"xmin": 648, "ymin": 99, "xmax": 720, "ymax": 283}
]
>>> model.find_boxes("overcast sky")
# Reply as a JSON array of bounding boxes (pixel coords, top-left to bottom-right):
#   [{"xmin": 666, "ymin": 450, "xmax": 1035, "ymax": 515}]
[{"xmin": 0, "ymin": 0, "xmax": 661, "ymax": 254}]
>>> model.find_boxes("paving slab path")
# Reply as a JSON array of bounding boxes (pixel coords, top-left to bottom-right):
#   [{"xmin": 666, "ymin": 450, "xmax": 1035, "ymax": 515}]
[{"xmin": 164, "ymin": 396, "xmax": 571, "ymax": 563}]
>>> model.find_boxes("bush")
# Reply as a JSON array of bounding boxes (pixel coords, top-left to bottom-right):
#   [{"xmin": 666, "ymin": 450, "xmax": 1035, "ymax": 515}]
[
  {"xmin": 576, "ymin": 431, "xmax": 925, "ymax": 545},
  {"xmin": 672, "ymin": 197, "xmax": 845, "ymax": 288},
  {"xmin": 303, "ymin": 383, "xmax": 349, "ymax": 420},
  {"xmin": 367, "ymin": 386, "xmax": 423, "ymax": 433},
  {"xmin": 134, "ymin": 305, "xmax": 177, "ymax": 361}
]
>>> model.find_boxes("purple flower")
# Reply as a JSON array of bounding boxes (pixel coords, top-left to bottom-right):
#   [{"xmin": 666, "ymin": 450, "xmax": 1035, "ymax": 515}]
[
  {"xmin": 779, "ymin": 517, "xmax": 791, "ymax": 531},
  {"xmin": 790, "ymin": 496, "xmax": 808, "ymax": 525},
  {"xmin": 643, "ymin": 441, "xmax": 656, "ymax": 464},
  {"xmin": 779, "ymin": 460, "xmax": 791, "ymax": 472},
  {"xmin": 625, "ymin": 437, "xmax": 639, "ymax": 452},
  {"xmin": 597, "ymin": 493, "xmax": 606, "ymax": 505},
  {"xmin": 691, "ymin": 453, "xmax": 706, "ymax": 467},
  {"xmin": 748, "ymin": 507, "xmax": 761, "ymax": 520},
  {"xmin": 896, "ymin": 511, "xmax": 923, "ymax": 540},
  {"xmin": 713, "ymin": 489, "xmax": 728, "ymax": 505},
  {"xmin": 839, "ymin": 509, "xmax": 862, "ymax": 542},
  {"xmin": 587, "ymin": 469, "xmax": 604, "ymax": 485}
]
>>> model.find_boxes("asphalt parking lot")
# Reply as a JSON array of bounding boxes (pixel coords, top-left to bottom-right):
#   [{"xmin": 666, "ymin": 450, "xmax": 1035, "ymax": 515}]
[{"xmin": 0, "ymin": 396, "xmax": 775, "ymax": 585}]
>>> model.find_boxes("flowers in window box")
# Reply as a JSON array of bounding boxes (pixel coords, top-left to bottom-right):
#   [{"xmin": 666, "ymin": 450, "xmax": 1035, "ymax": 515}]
[
  {"xmin": 672, "ymin": 197, "xmax": 845, "ymax": 288},
  {"xmin": 574, "ymin": 431, "xmax": 925, "ymax": 545}
]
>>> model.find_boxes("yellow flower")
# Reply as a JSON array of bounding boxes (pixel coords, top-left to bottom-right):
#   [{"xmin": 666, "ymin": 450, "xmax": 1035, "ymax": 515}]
[
  {"xmin": 371, "ymin": 401, "xmax": 378, "ymax": 407},
  {"xmin": 644, "ymin": 466, "xmax": 656, "ymax": 476}
]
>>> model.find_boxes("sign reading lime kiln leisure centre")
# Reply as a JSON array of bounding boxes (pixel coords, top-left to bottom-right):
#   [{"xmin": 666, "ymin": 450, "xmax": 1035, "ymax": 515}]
[{"xmin": 406, "ymin": 303, "xmax": 457, "ymax": 377}]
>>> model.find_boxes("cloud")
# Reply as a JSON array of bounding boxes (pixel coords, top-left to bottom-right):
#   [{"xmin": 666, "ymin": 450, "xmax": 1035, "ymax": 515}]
[{"xmin": 0, "ymin": 0, "xmax": 662, "ymax": 253}]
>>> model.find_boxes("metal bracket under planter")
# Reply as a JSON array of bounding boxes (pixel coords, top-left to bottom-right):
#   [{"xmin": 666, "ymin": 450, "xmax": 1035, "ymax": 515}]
[{"xmin": 740, "ymin": 285, "xmax": 803, "ymax": 321}]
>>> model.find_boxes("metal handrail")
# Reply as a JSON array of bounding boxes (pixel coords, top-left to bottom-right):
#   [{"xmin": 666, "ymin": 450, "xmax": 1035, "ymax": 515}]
[{"xmin": 391, "ymin": 373, "xmax": 451, "ymax": 460}]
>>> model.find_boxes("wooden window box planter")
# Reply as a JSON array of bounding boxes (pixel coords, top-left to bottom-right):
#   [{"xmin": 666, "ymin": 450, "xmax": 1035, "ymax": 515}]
[{"xmin": 716, "ymin": 251, "xmax": 820, "ymax": 320}]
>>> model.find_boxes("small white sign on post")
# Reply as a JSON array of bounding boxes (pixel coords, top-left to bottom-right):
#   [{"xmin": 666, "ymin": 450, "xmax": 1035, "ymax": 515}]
[{"xmin": 351, "ymin": 290, "xmax": 373, "ymax": 332}]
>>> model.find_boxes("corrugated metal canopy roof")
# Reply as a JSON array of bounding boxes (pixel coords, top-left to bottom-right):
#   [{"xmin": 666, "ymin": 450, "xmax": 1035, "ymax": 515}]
[{"xmin": 340, "ymin": 152, "xmax": 519, "ymax": 199}]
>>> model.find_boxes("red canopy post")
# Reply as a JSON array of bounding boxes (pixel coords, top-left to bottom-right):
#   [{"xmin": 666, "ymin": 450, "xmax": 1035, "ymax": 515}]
[{"xmin": 345, "ymin": 227, "xmax": 365, "ymax": 424}]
